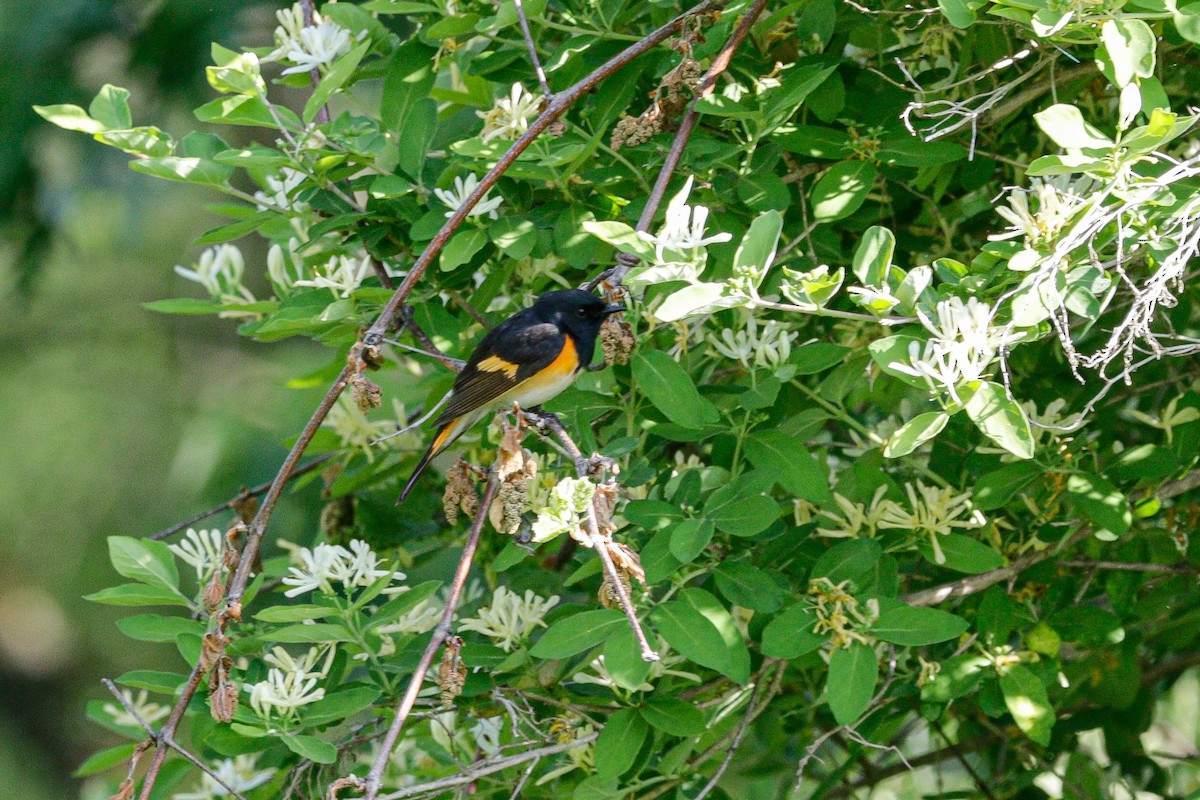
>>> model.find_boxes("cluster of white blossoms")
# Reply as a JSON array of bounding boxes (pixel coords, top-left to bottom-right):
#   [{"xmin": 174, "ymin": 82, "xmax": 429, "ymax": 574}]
[
  {"xmin": 254, "ymin": 166, "xmax": 309, "ymax": 213},
  {"xmin": 262, "ymin": 2, "xmax": 352, "ymax": 76},
  {"xmin": 638, "ymin": 176, "xmax": 732, "ymax": 262},
  {"xmin": 434, "ymin": 173, "xmax": 503, "ymax": 220},
  {"xmin": 377, "ymin": 596, "xmax": 443, "ymax": 637},
  {"xmin": 529, "ymin": 476, "xmax": 596, "ymax": 544},
  {"xmin": 248, "ymin": 646, "xmax": 334, "ymax": 721},
  {"xmin": 457, "ymin": 586, "xmax": 559, "ymax": 651},
  {"xmin": 173, "ymin": 754, "xmax": 275, "ymax": 800},
  {"xmin": 322, "ymin": 396, "xmax": 412, "ymax": 462},
  {"xmin": 991, "ymin": 176, "xmax": 1093, "ymax": 250},
  {"xmin": 103, "ymin": 688, "xmax": 169, "ymax": 729},
  {"xmin": 267, "ymin": 236, "xmax": 306, "ymax": 293},
  {"xmin": 281, "ymin": 539, "xmax": 402, "ymax": 597},
  {"xmin": 168, "ymin": 527, "xmax": 225, "ymax": 581},
  {"xmin": 815, "ymin": 486, "xmax": 895, "ymax": 540},
  {"xmin": 708, "ymin": 315, "xmax": 797, "ymax": 369},
  {"xmin": 890, "ymin": 296, "xmax": 1021, "ymax": 404},
  {"xmin": 174, "ymin": 245, "xmax": 256, "ymax": 306},
  {"xmin": 293, "ymin": 252, "xmax": 372, "ymax": 298},
  {"xmin": 477, "ymin": 83, "xmax": 541, "ymax": 142},
  {"xmin": 877, "ymin": 480, "xmax": 985, "ymax": 565}
]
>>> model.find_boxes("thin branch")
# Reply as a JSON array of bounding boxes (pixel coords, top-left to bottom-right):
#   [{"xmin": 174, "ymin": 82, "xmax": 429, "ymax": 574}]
[
  {"xmin": 592, "ymin": 0, "xmax": 772, "ymax": 288},
  {"xmin": 537, "ymin": 412, "xmax": 659, "ymax": 661},
  {"xmin": 301, "ymin": 0, "xmax": 332, "ymax": 125},
  {"xmin": 361, "ymin": 476, "xmax": 499, "ymax": 800},
  {"xmin": 513, "ymin": 0, "xmax": 551, "ymax": 97},
  {"xmin": 103, "ymin": 679, "xmax": 248, "ymax": 800},
  {"xmin": 693, "ymin": 659, "xmax": 782, "ymax": 800},
  {"xmin": 376, "ymin": 733, "xmax": 598, "ymax": 800}
]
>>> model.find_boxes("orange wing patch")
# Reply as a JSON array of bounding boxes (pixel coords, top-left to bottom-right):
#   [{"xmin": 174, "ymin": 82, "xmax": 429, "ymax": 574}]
[{"xmin": 478, "ymin": 355, "xmax": 520, "ymax": 379}]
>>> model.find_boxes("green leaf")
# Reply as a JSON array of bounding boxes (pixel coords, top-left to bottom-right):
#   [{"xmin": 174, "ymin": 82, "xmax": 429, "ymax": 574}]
[
  {"xmin": 74, "ymin": 743, "xmax": 138, "ymax": 777},
  {"xmin": 851, "ymin": 226, "xmax": 895, "ymax": 287},
  {"xmin": 382, "ymin": 40, "xmax": 438, "ymax": 132},
  {"xmin": 652, "ymin": 597, "xmax": 735, "ymax": 681},
  {"xmin": 268, "ymin": 623, "xmax": 356, "ymax": 643},
  {"xmin": 792, "ymin": 343, "xmax": 850, "ymax": 374},
  {"xmin": 826, "ymin": 643, "xmax": 879, "ymax": 725},
  {"xmin": 974, "ymin": 462, "xmax": 1042, "ymax": 511},
  {"xmin": 107, "ymin": 536, "xmax": 180, "ymax": 592},
  {"xmin": 999, "ymin": 665, "xmax": 1054, "ymax": 746},
  {"xmin": 33, "ymin": 104, "xmax": 106, "ymax": 133},
  {"xmin": 743, "ymin": 432, "xmax": 831, "ymax": 504},
  {"xmin": 194, "ymin": 94, "xmax": 288, "ymax": 129},
  {"xmin": 194, "ymin": 212, "xmax": 275, "ymax": 245},
  {"xmin": 732, "ymin": 210, "xmax": 783, "ymax": 289},
  {"xmin": 669, "ymin": 518, "xmax": 715, "ymax": 563},
  {"xmin": 703, "ymin": 485, "xmax": 779, "ymax": 538},
  {"xmin": 604, "ymin": 628, "xmax": 653, "ymax": 691},
  {"xmin": 594, "ymin": 708, "xmax": 648, "ymax": 779},
  {"xmin": 581, "ymin": 219, "xmax": 658, "ymax": 262},
  {"xmin": 918, "ymin": 533, "xmax": 1004, "ymax": 574},
  {"xmin": 302, "ymin": 687, "xmax": 382, "ymax": 726},
  {"xmin": 1100, "ymin": 19, "xmax": 1156, "ymax": 88},
  {"xmin": 439, "ymin": 227, "xmax": 489, "ymax": 271},
  {"xmin": 1033, "ymin": 105, "xmax": 1114, "ymax": 151},
  {"xmin": 740, "ymin": 376, "xmax": 781, "ymax": 410},
  {"xmin": 810, "ymin": 161, "xmax": 876, "ymax": 222},
  {"xmin": 1175, "ymin": 3, "xmax": 1200, "ymax": 44},
  {"xmin": 883, "ymin": 412, "xmax": 949, "ymax": 458},
  {"xmin": 937, "ymin": 0, "xmax": 975, "ymax": 28},
  {"xmin": 714, "ymin": 562, "xmax": 784, "ymax": 613},
  {"xmin": 762, "ymin": 604, "xmax": 825, "ymax": 659},
  {"xmin": 1067, "ymin": 473, "xmax": 1131, "ymax": 541},
  {"xmin": 89, "ymin": 84, "xmax": 132, "ymax": 129},
  {"xmin": 84, "ymin": 583, "xmax": 190, "ymax": 608},
  {"xmin": 632, "ymin": 350, "xmax": 720, "ymax": 429},
  {"xmin": 870, "ymin": 606, "xmax": 968, "ymax": 645},
  {"xmin": 281, "ymin": 734, "xmax": 338, "ymax": 764},
  {"xmin": 305, "ymin": 42, "xmax": 371, "ymax": 123},
  {"xmin": 964, "ymin": 381, "xmax": 1035, "ymax": 459},
  {"xmin": 206, "ymin": 47, "xmax": 265, "ymax": 95},
  {"xmin": 116, "ymin": 614, "xmax": 205, "ymax": 643},
  {"xmin": 679, "ymin": 588, "xmax": 751, "ymax": 683},
  {"xmin": 530, "ymin": 609, "xmax": 625, "ymax": 658},
  {"xmin": 654, "ymin": 282, "xmax": 736, "ymax": 322},
  {"xmin": 94, "ymin": 127, "xmax": 175, "ymax": 157},
  {"xmin": 812, "ymin": 539, "xmax": 882, "ymax": 585},
  {"xmin": 254, "ymin": 604, "xmax": 338, "ymax": 623},
  {"xmin": 1047, "ymin": 606, "xmax": 1124, "ymax": 645},
  {"xmin": 129, "ymin": 157, "xmax": 232, "ymax": 186},
  {"xmin": 638, "ymin": 697, "xmax": 705, "ymax": 736}
]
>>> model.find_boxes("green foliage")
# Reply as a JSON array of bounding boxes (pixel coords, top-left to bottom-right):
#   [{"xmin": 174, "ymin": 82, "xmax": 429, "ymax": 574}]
[{"xmin": 50, "ymin": 0, "xmax": 1200, "ymax": 798}]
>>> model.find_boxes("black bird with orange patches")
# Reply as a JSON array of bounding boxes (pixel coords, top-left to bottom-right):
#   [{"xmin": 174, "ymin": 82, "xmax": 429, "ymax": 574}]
[{"xmin": 398, "ymin": 289, "xmax": 624, "ymax": 502}]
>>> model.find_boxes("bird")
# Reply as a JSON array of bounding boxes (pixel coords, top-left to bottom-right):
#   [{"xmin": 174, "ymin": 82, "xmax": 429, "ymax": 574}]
[{"xmin": 398, "ymin": 289, "xmax": 625, "ymax": 502}]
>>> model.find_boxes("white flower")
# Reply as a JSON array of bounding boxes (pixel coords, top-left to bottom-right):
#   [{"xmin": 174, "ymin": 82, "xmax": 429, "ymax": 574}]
[
  {"xmin": 529, "ymin": 477, "xmax": 595, "ymax": 544},
  {"xmin": 263, "ymin": 645, "xmax": 332, "ymax": 678},
  {"xmin": 322, "ymin": 396, "xmax": 399, "ymax": 461},
  {"xmin": 889, "ymin": 297, "xmax": 1020, "ymax": 403},
  {"xmin": 816, "ymin": 486, "xmax": 898, "ymax": 539},
  {"xmin": 877, "ymin": 481, "xmax": 985, "ymax": 565},
  {"xmin": 254, "ymin": 167, "xmax": 309, "ymax": 212},
  {"xmin": 281, "ymin": 539, "xmax": 403, "ymax": 597},
  {"xmin": 174, "ymin": 245, "xmax": 256, "ymax": 305},
  {"xmin": 637, "ymin": 176, "xmax": 732, "ymax": 262},
  {"xmin": 707, "ymin": 316, "xmax": 796, "ymax": 369},
  {"xmin": 434, "ymin": 174, "xmax": 503, "ymax": 219},
  {"xmin": 103, "ymin": 689, "xmax": 169, "ymax": 729},
  {"xmin": 458, "ymin": 586, "xmax": 559, "ymax": 651},
  {"xmin": 478, "ymin": 83, "xmax": 541, "ymax": 142},
  {"xmin": 172, "ymin": 754, "xmax": 276, "ymax": 800},
  {"xmin": 377, "ymin": 597, "xmax": 442, "ymax": 636},
  {"xmin": 469, "ymin": 715, "xmax": 504, "ymax": 756},
  {"xmin": 169, "ymin": 528, "xmax": 225, "ymax": 581},
  {"xmin": 1023, "ymin": 398, "xmax": 1084, "ymax": 441},
  {"xmin": 249, "ymin": 666, "xmax": 325, "ymax": 720},
  {"xmin": 991, "ymin": 176, "xmax": 1092, "ymax": 246},
  {"xmin": 571, "ymin": 641, "xmax": 700, "ymax": 692},
  {"xmin": 279, "ymin": 22, "xmax": 352, "ymax": 76},
  {"xmin": 267, "ymin": 238, "xmax": 306, "ymax": 294},
  {"xmin": 292, "ymin": 253, "xmax": 371, "ymax": 298}
]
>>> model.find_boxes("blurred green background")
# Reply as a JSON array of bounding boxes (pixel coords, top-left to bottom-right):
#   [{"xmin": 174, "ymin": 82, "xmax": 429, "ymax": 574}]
[{"xmin": 0, "ymin": 2, "xmax": 330, "ymax": 796}]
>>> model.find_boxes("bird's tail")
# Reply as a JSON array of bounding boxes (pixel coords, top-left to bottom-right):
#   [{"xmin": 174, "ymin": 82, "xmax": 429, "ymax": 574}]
[{"xmin": 397, "ymin": 417, "xmax": 464, "ymax": 503}]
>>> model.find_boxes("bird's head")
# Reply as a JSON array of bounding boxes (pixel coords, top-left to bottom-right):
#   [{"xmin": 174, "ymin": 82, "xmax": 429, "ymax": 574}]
[{"xmin": 534, "ymin": 289, "xmax": 624, "ymax": 338}]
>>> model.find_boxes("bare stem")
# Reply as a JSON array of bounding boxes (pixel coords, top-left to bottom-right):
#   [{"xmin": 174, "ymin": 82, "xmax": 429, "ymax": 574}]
[
  {"xmin": 361, "ymin": 477, "xmax": 499, "ymax": 800},
  {"xmin": 301, "ymin": 0, "xmax": 332, "ymax": 125},
  {"xmin": 513, "ymin": 0, "xmax": 551, "ymax": 97}
]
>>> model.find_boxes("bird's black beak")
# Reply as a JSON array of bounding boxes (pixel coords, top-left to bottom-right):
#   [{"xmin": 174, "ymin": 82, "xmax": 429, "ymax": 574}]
[{"xmin": 604, "ymin": 303, "xmax": 626, "ymax": 315}]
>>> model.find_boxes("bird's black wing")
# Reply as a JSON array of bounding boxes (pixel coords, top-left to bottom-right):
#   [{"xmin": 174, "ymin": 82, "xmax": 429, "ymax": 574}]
[{"xmin": 432, "ymin": 315, "xmax": 564, "ymax": 428}]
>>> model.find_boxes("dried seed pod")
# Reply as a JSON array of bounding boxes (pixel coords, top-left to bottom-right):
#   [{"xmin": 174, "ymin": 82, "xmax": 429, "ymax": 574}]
[
  {"xmin": 599, "ymin": 568, "xmax": 633, "ymax": 609},
  {"xmin": 320, "ymin": 495, "xmax": 356, "ymax": 544},
  {"xmin": 436, "ymin": 637, "xmax": 467, "ymax": 708},
  {"xmin": 198, "ymin": 633, "xmax": 227, "ymax": 675},
  {"xmin": 350, "ymin": 374, "xmax": 383, "ymax": 412},
  {"xmin": 607, "ymin": 541, "xmax": 646, "ymax": 586},
  {"xmin": 202, "ymin": 571, "xmax": 225, "ymax": 612},
  {"xmin": 442, "ymin": 461, "xmax": 479, "ymax": 525},
  {"xmin": 230, "ymin": 490, "xmax": 259, "ymax": 525},
  {"xmin": 600, "ymin": 315, "xmax": 635, "ymax": 366},
  {"xmin": 209, "ymin": 678, "xmax": 238, "ymax": 723}
]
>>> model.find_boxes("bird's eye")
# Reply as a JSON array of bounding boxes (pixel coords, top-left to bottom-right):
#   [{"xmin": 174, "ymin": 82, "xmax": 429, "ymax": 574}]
[{"xmin": 576, "ymin": 308, "xmax": 587, "ymax": 317}]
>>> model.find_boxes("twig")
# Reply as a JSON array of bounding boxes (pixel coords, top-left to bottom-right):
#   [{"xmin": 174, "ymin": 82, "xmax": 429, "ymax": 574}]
[
  {"xmin": 537, "ymin": 413, "xmax": 659, "ymax": 661},
  {"xmin": 361, "ymin": 476, "xmax": 499, "ymax": 800},
  {"xmin": 600, "ymin": 0, "xmax": 771, "ymax": 289},
  {"xmin": 103, "ymin": 679, "xmax": 248, "ymax": 800},
  {"xmin": 398, "ymin": 306, "xmax": 464, "ymax": 370},
  {"xmin": 902, "ymin": 467, "xmax": 1200, "ymax": 607},
  {"xmin": 693, "ymin": 660, "xmax": 782, "ymax": 800},
  {"xmin": 370, "ymin": 257, "xmax": 395, "ymax": 290},
  {"xmin": 300, "ymin": 0, "xmax": 331, "ymax": 125},
  {"xmin": 1060, "ymin": 560, "xmax": 1198, "ymax": 574},
  {"xmin": 149, "ymin": 456, "xmax": 333, "ymax": 541},
  {"xmin": 376, "ymin": 733, "xmax": 598, "ymax": 800},
  {"xmin": 513, "ymin": 0, "xmax": 551, "ymax": 97}
]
